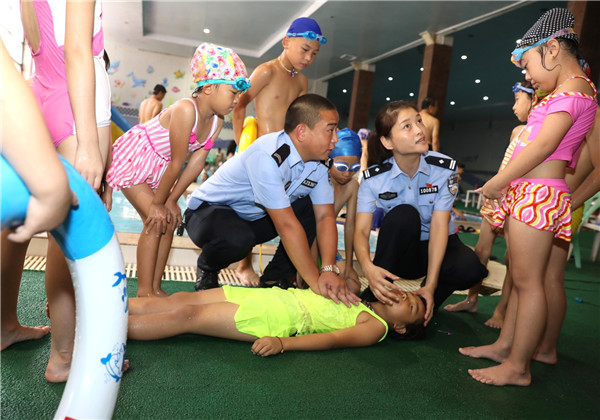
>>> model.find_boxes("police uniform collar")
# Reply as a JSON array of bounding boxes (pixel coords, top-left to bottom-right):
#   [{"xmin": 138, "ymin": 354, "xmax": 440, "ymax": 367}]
[
  {"xmin": 278, "ymin": 130, "xmax": 303, "ymax": 168},
  {"xmin": 385, "ymin": 156, "xmax": 430, "ymax": 178}
]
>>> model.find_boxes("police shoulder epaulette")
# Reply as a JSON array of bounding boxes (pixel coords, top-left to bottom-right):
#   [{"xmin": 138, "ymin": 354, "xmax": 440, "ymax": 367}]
[
  {"xmin": 425, "ymin": 155, "xmax": 457, "ymax": 171},
  {"xmin": 362, "ymin": 162, "xmax": 392, "ymax": 179},
  {"xmin": 271, "ymin": 143, "xmax": 290, "ymax": 167}
]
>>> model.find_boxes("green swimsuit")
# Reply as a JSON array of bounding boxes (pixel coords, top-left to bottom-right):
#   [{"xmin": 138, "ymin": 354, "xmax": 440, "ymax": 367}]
[{"xmin": 222, "ymin": 285, "xmax": 388, "ymax": 340}]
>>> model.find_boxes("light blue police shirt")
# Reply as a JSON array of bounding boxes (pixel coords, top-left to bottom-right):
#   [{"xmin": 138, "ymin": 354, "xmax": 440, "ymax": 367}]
[
  {"xmin": 357, "ymin": 152, "xmax": 459, "ymax": 240},
  {"xmin": 187, "ymin": 130, "xmax": 333, "ymax": 221}
]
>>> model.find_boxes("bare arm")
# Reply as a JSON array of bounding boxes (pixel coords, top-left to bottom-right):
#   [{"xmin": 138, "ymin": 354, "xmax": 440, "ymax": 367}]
[
  {"xmin": 251, "ymin": 314, "xmax": 385, "ymax": 356},
  {"xmin": 1, "ymin": 40, "xmax": 74, "ymax": 242},
  {"xmin": 65, "ymin": 0, "xmax": 103, "ymax": 190},
  {"xmin": 431, "ymin": 118, "xmax": 440, "ymax": 152},
  {"xmin": 354, "ymin": 212, "xmax": 401, "ymax": 305},
  {"xmin": 415, "ymin": 210, "xmax": 450, "ymax": 325},
  {"xmin": 342, "ymin": 183, "xmax": 359, "ymax": 279},
  {"xmin": 232, "ymin": 64, "xmax": 272, "ymax": 144},
  {"xmin": 482, "ymin": 112, "xmax": 573, "ymax": 199},
  {"xmin": 314, "ymin": 203, "xmax": 360, "ymax": 306},
  {"xmin": 144, "ymin": 101, "xmax": 196, "ymax": 235}
]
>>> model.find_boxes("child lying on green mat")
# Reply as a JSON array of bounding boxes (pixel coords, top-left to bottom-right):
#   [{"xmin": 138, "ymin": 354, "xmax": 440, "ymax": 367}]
[{"xmin": 128, "ymin": 285, "xmax": 426, "ymax": 355}]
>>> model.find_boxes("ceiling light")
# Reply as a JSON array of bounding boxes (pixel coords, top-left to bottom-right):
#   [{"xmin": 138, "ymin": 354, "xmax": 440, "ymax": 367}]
[
  {"xmin": 409, "ymin": 92, "xmax": 414, "ymax": 97},
  {"xmin": 483, "ymin": 96, "xmax": 489, "ymax": 101},
  {"xmin": 475, "ymin": 79, "xmax": 481, "ymax": 84},
  {"xmin": 522, "ymin": 69, "xmax": 526, "ymax": 74},
  {"xmin": 386, "ymin": 97, "xmax": 391, "ymax": 101},
  {"xmin": 388, "ymin": 76, "xmax": 393, "ymax": 81},
  {"xmin": 450, "ymin": 101, "xmax": 455, "ymax": 105},
  {"xmin": 203, "ymin": 28, "xmax": 210, "ymax": 34},
  {"xmin": 461, "ymin": 55, "xmax": 467, "ymax": 60},
  {"xmin": 342, "ymin": 89, "xmax": 347, "ymax": 93},
  {"xmin": 340, "ymin": 54, "xmax": 357, "ymax": 61},
  {"xmin": 420, "ymin": 67, "xmax": 424, "ymax": 72}
]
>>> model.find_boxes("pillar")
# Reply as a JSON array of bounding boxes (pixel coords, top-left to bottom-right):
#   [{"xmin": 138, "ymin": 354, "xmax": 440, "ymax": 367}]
[
  {"xmin": 417, "ymin": 32, "xmax": 453, "ymax": 121},
  {"xmin": 348, "ymin": 62, "xmax": 375, "ymax": 132},
  {"xmin": 568, "ymin": 1, "xmax": 600, "ymax": 85}
]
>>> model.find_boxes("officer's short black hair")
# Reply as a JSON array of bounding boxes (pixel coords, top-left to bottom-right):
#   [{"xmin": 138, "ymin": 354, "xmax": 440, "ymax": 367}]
[
  {"xmin": 421, "ymin": 97, "xmax": 437, "ymax": 110},
  {"xmin": 367, "ymin": 101, "xmax": 418, "ymax": 167},
  {"xmin": 284, "ymin": 94, "xmax": 337, "ymax": 134}
]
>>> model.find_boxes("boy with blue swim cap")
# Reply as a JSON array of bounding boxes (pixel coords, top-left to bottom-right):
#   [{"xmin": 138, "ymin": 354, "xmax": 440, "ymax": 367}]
[
  {"xmin": 231, "ymin": 17, "xmax": 327, "ymax": 286},
  {"xmin": 320, "ymin": 128, "xmax": 363, "ymax": 294}
]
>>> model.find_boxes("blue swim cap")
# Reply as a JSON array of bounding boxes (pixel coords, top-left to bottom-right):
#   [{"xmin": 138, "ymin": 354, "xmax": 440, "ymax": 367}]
[
  {"xmin": 330, "ymin": 128, "xmax": 362, "ymax": 159},
  {"xmin": 286, "ymin": 17, "xmax": 327, "ymax": 44}
]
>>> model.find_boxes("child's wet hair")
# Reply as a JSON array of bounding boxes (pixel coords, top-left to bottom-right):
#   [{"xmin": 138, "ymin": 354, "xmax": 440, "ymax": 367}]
[
  {"xmin": 387, "ymin": 295, "xmax": 427, "ymax": 341},
  {"xmin": 536, "ymin": 38, "xmax": 579, "ymax": 72},
  {"xmin": 367, "ymin": 101, "xmax": 418, "ymax": 167}
]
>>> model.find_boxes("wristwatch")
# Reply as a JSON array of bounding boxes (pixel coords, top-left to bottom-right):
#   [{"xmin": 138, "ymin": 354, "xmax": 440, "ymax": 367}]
[{"xmin": 320, "ymin": 264, "xmax": 340, "ymax": 275}]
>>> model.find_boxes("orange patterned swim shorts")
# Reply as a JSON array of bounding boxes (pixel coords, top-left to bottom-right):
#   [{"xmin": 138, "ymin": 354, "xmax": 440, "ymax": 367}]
[{"xmin": 492, "ymin": 180, "xmax": 572, "ymax": 241}]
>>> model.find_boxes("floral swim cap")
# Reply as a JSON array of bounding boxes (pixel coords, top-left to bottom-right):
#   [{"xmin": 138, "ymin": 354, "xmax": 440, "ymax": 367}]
[{"xmin": 191, "ymin": 43, "xmax": 250, "ymax": 92}]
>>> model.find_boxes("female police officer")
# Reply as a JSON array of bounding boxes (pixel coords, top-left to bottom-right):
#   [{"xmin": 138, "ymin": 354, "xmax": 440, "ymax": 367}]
[{"xmin": 354, "ymin": 101, "xmax": 488, "ymax": 325}]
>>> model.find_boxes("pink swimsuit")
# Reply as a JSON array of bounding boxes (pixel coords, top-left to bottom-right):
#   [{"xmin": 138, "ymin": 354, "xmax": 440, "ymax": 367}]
[
  {"xmin": 492, "ymin": 76, "xmax": 598, "ymax": 241},
  {"xmin": 26, "ymin": 0, "xmax": 105, "ymax": 147},
  {"xmin": 106, "ymin": 98, "xmax": 219, "ymax": 191}
]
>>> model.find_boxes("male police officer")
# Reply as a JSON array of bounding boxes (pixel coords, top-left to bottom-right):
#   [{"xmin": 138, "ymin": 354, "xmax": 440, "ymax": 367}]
[{"xmin": 185, "ymin": 94, "xmax": 359, "ymax": 307}]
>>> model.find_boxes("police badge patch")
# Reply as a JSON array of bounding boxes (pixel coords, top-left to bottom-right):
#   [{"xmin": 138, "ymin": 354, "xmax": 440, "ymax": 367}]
[{"xmin": 448, "ymin": 173, "xmax": 459, "ymax": 196}]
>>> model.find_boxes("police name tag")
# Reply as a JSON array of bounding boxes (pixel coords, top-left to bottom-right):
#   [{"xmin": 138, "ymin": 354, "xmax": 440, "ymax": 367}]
[
  {"xmin": 419, "ymin": 186, "xmax": 438, "ymax": 194},
  {"xmin": 302, "ymin": 179, "xmax": 317, "ymax": 188},
  {"xmin": 378, "ymin": 191, "xmax": 398, "ymax": 200}
]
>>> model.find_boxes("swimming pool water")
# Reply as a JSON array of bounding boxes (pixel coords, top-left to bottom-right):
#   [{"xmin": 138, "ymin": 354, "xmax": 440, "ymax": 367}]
[{"xmin": 109, "ymin": 191, "xmax": 377, "ymax": 252}]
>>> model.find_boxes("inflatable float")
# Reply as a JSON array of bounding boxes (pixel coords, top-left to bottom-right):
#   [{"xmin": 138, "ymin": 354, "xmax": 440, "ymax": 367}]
[
  {"xmin": 238, "ymin": 116, "xmax": 258, "ymax": 152},
  {"xmin": 1, "ymin": 155, "xmax": 128, "ymax": 419}
]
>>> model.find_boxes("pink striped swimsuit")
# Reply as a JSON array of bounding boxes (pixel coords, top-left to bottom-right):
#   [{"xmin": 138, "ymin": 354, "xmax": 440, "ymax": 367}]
[{"xmin": 106, "ymin": 98, "xmax": 218, "ymax": 191}]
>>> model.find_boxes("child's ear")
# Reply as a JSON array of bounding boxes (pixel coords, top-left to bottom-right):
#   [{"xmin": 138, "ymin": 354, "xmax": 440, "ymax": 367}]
[
  {"xmin": 393, "ymin": 323, "xmax": 407, "ymax": 335},
  {"xmin": 282, "ymin": 36, "xmax": 290, "ymax": 49},
  {"xmin": 380, "ymin": 136, "xmax": 393, "ymax": 151},
  {"xmin": 546, "ymin": 38, "xmax": 560, "ymax": 59}
]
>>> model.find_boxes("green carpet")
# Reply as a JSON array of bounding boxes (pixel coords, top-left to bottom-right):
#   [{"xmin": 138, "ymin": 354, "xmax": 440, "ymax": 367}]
[{"xmin": 2, "ymin": 232, "xmax": 599, "ymax": 419}]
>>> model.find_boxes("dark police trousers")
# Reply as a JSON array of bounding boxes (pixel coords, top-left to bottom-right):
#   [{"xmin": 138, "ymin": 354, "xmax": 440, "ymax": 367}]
[
  {"xmin": 185, "ymin": 196, "xmax": 316, "ymax": 282},
  {"xmin": 369, "ymin": 204, "xmax": 488, "ymax": 309}
]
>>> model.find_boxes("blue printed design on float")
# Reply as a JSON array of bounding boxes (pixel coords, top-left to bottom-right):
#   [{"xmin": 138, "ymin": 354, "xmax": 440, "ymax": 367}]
[
  {"xmin": 101, "ymin": 343, "xmax": 127, "ymax": 383},
  {"xmin": 50, "ymin": 157, "xmax": 115, "ymax": 260},
  {"xmin": 112, "ymin": 272, "xmax": 129, "ymax": 313}
]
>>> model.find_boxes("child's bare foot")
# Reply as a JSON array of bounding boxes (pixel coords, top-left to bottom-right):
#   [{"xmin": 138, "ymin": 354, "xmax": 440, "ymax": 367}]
[
  {"xmin": 45, "ymin": 350, "xmax": 72, "ymax": 383},
  {"xmin": 136, "ymin": 290, "xmax": 156, "ymax": 298},
  {"xmin": 444, "ymin": 298, "xmax": 477, "ymax": 313},
  {"xmin": 458, "ymin": 343, "xmax": 509, "ymax": 363},
  {"xmin": 468, "ymin": 361, "xmax": 531, "ymax": 386},
  {"xmin": 484, "ymin": 311, "xmax": 504, "ymax": 329},
  {"xmin": 532, "ymin": 349, "xmax": 558, "ymax": 365},
  {"xmin": 1, "ymin": 324, "xmax": 50, "ymax": 350},
  {"xmin": 235, "ymin": 266, "xmax": 259, "ymax": 287}
]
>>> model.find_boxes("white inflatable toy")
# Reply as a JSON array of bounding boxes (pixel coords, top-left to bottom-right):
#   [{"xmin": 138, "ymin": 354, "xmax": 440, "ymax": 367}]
[{"xmin": 1, "ymin": 155, "xmax": 128, "ymax": 419}]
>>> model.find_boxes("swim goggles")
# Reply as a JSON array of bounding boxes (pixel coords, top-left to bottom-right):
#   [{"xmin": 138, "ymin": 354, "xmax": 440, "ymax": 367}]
[
  {"xmin": 286, "ymin": 31, "xmax": 327, "ymax": 45},
  {"xmin": 510, "ymin": 27, "xmax": 575, "ymax": 67},
  {"xmin": 512, "ymin": 82, "xmax": 535, "ymax": 95},
  {"xmin": 196, "ymin": 77, "xmax": 251, "ymax": 92},
  {"xmin": 332, "ymin": 162, "xmax": 361, "ymax": 172}
]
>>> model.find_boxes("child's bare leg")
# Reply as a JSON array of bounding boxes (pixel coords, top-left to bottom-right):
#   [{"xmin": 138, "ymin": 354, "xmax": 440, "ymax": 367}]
[
  {"xmin": 44, "ymin": 238, "xmax": 75, "ymax": 383},
  {"xmin": 235, "ymin": 252, "xmax": 259, "ymax": 286},
  {"xmin": 467, "ymin": 220, "xmax": 552, "ymax": 386},
  {"xmin": 1, "ymin": 232, "xmax": 50, "ymax": 350},
  {"xmin": 122, "ymin": 185, "xmax": 162, "ymax": 297},
  {"xmin": 533, "ymin": 238, "xmax": 568, "ymax": 364},
  {"xmin": 129, "ymin": 288, "xmax": 227, "ymax": 315},
  {"xmin": 153, "ymin": 226, "xmax": 175, "ymax": 296},
  {"xmin": 129, "ymin": 300, "xmax": 254, "ymax": 342},
  {"xmin": 485, "ymin": 252, "xmax": 512, "ymax": 328},
  {"xmin": 445, "ymin": 219, "xmax": 497, "ymax": 312}
]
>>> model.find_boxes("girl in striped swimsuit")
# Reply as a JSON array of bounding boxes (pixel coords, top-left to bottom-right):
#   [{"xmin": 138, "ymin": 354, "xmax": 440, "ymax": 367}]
[
  {"xmin": 459, "ymin": 8, "xmax": 598, "ymax": 387},
  {"xmin": 106, "ymin": 43, "xmax": 250, "ymax": 297}
]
